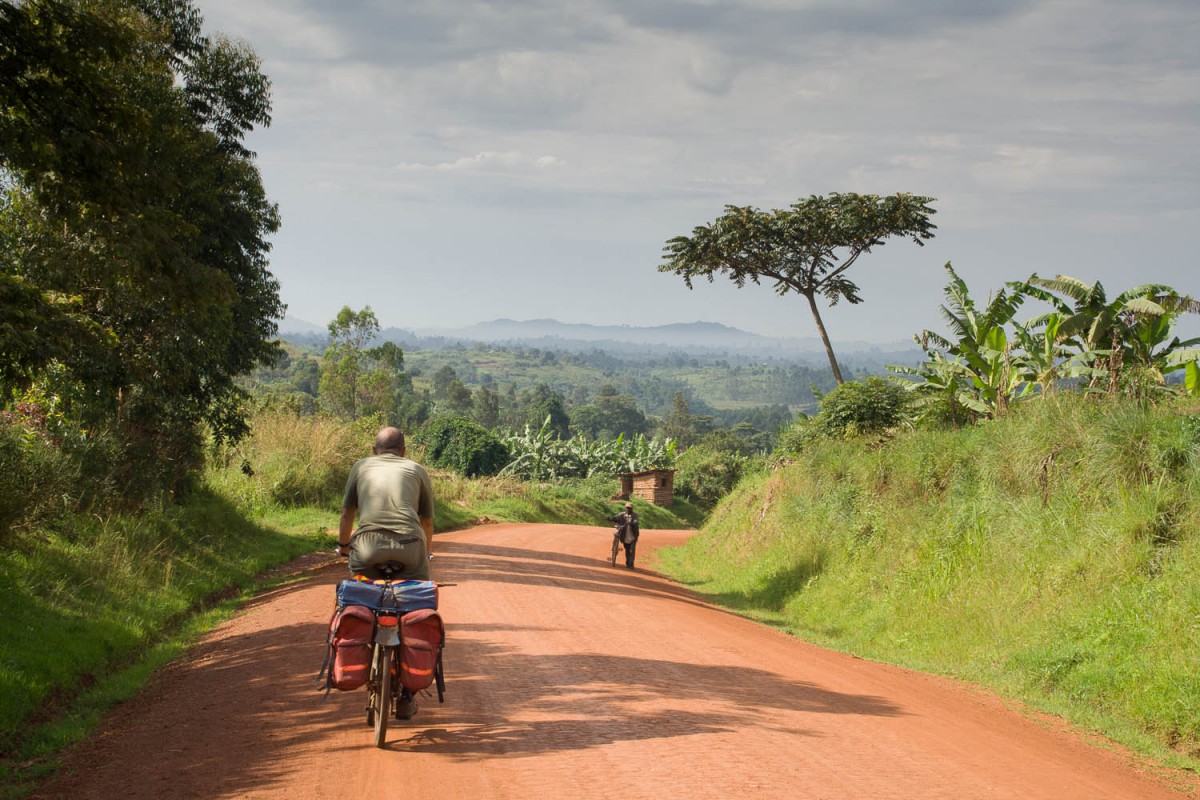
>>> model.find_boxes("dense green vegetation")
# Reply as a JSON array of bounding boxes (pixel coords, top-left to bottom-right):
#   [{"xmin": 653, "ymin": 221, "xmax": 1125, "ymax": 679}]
[
  {"xmin": 247, "ymin": 336, "xmax": 822, "ymax": 427},
  {"xmin": 893, "ymin": 264, "xmax": 1200, "ymax": 423},
  {"xmin": 1, "ymin": 0, "xmax": 284, "ymax": 499},
  {"xmin": 659, "ymin": 395, "xmax": 1200, "ymax": 769}
]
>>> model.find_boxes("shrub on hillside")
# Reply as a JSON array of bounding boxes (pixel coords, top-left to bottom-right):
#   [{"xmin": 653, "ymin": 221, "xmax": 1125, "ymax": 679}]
[
  {"xmin": 414, "ymin": 416, "xmax": 510, "ymax": 477},
  {"xmin": 774, "ymin": 414, "xmax": 821, "ymax": 457},
  {"xmin": 0, "ymin": 409, "xmax": 122, "ymax": 538},
  {"xmin": 815, "ymin": 376, "xmax": 909, "ymax": 438},
  {"xmin": 674, "ymin": 444, "xmax": 754, "ymax": 509},
  {"xmin": 0, "ymin": 420, "xmax": 66, "ymax": 538}
]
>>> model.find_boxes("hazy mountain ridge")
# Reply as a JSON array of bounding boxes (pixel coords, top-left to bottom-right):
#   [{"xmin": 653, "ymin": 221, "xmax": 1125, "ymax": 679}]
[{"xmin": 279, "ymin": 316, "xmax": 918, "ymax": 361}]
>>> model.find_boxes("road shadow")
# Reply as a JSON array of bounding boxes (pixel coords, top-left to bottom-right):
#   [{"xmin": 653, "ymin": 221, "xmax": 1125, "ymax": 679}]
[
  {"xmin": 433, "ymin": 539, "xmax": 722, "ymax": 614},
  {"xmin": 379, "ymin": 625, "xmax": 902, "ymax": 760}
]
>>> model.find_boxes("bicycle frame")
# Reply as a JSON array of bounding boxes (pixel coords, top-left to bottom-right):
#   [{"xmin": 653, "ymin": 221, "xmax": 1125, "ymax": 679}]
[{"xmin": 366, "ymin": 611, "xmax": 402, "ymax": 746}]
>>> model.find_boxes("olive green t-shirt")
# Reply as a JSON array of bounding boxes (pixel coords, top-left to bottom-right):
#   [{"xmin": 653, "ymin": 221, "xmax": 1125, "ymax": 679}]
[{"xmin": 342, "ymin": 454, "xmax": 434, "ymax": 538}]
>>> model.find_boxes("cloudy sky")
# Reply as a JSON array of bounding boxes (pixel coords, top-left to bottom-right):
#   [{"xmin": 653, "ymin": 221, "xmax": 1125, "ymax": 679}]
[{"xmin": 200, "ymin": 0, "xmax": 1199, "ymax": 344}]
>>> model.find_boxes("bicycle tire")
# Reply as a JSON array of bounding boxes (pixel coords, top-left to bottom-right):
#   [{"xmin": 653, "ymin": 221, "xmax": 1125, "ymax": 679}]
[
  {"xmin": 365, "ymin": 643, "xmax": 378, "ymax": 727},
  {"xmin": 610, "ymin": 535, "xmax": 619, "ymax": 566},
  {"xmin": 373, "ymin": 645, "xmax": 391, "ymax": 747}
]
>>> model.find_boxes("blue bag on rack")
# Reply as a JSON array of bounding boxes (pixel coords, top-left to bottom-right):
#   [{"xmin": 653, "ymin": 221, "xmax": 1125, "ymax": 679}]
[{"xmin": 335, "ymin": 578, "xmax": 438, "ymax": 612}]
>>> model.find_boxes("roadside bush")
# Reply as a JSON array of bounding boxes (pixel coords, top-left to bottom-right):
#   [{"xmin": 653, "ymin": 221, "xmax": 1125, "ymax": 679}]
[
  {"xmin": 414, "ymin": 416, "xmax": 509, "ymax": 477},
  {"xmin": 0, "ymin": 411, "xmax": 121, "ymax": 538},
  {"xmin": 0, "ymin": 420, "xmax": 67, "ymax": 538},
  {"xmin": 675, "ymin": 443, "xmax": 754, "ymax": 509},
  {"xmin": 815, "ymin": 376, "xmax": 908, "ymax": 438},
  {"xmin": 774, "ymin": 414, "xmax": 821, "ymax": 457},
  {"xmin": 210, "ymin": 411, "xmax": 368, "ymax": 508}
]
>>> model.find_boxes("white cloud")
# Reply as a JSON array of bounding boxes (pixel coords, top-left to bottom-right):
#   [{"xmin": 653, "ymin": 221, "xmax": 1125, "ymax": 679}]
[
  {"xmin": 395, "ymin": 151, "xmax": 566, "ymax": 172},
  {"xmin": 971, "ymin": 145, "xmax": 1121, "ymax": 192}
]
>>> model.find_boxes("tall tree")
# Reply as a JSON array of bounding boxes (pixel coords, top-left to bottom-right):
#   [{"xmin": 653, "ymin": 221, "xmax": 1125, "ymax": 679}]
[
  {"xmin": 0, "ymin": 0, "xmax": 283, "ymax": 488},
  {"xmin": 569, "ymin": 384, "xmax": 648, "ymax": 439},
  {"xmin": 660, "ymin": 193, "xmax": 936, "ymax": 384},
  {"xmin": 522, "ymin": 383, "xmax": 569, "ymax": 439},
  {"xmin": 319, "ymin": 306, "xmax": 380, "ymax": 420},
  {"xmin": 659, "ymin": 391, "xmax": 704, "ymax": 446},
  {"xmin": 472, "ymin": 385, "xmax": 501, "ymax": 429}
]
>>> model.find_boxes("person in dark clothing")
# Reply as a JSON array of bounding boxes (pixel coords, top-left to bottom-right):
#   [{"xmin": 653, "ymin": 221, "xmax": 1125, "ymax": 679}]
[{"xmin": 607, "ymin": 502, "xmax": 640, "ymax": 569}]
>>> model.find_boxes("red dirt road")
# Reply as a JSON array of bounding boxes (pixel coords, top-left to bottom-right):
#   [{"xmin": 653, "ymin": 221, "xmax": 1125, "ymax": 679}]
[{"xmin": 33, "ymin": 523, "xmax": 1199, "ymax": 799}]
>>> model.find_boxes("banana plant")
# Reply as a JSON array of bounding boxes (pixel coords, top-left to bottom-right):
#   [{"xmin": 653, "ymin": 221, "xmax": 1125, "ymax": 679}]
[
  {"xmin": 1017, "ymin": 275, "xmax": 1200, "ymax": 393},
  {"xmin": 500, "ymin": 415, "xmax": 557, "ymax": 480},
  {"xmin": 500, "ymin": 418, "xmax": 675, "ymax": 481},
  {"xmin": 1010, "ymin": 312, "xmax": 1104, "ymax": 395},
  {"xmin": 916, "ymin": 263, "xmax": 1028, "ymax": 417},
  {"xmin": 890, "ymin": 350, "xmax": 980, "ymax": 427}
]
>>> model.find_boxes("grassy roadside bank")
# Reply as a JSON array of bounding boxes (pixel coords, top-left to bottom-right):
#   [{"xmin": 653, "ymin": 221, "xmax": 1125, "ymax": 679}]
[
  {"xmin": 0, "ymin": 494, "xmax": 326, "ymax": 796},
  {"xmin": 656, "ymin": 396, "xmax": 1200, "ymax": 773},
  {"xmin": 1, "ymin": 463, "xmax": 699, "ymax": 796}
]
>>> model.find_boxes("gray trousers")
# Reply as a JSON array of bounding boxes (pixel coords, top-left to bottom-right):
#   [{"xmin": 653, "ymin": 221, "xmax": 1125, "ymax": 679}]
[{"xmin": 349, "ymin": 526, "xmax": 429, "ymax": 580}]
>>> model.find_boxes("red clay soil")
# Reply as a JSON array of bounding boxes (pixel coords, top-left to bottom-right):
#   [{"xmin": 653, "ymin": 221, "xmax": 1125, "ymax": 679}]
[{"xmin": 32, "ymin": 523, "xmax": 1200, "ymax": 800}]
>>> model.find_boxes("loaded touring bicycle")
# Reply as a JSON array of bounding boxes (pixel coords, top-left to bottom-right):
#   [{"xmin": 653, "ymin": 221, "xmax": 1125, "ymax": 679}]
[{"xmin": 319, "ymin": 561, "xmax": 446, "ymax": 747}]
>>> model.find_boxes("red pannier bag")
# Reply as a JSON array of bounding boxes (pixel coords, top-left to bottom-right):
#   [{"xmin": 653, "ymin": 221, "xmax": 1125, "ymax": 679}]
[
  {"xmin": 327, "ymin": 604, "xmax": 375, "ymax": 690},
  {"xmin": 399, "ymin": 608, "xmax": 444, "ymax": 695}
]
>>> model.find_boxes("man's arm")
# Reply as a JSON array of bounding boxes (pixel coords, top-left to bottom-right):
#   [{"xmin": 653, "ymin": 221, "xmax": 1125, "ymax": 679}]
[
  {"xmin": 421, "ymin": 516, "xmax": 434, "ymax": 556},
  {"xmin": 338, "ymin": 506, "xmax": 355, "ymax": 548}
]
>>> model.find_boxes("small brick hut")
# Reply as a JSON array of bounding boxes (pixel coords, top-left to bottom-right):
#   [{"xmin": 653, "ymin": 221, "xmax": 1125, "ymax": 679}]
[{"xmin": 617, "ymin": 468, "xmax": 675, "ymax": 506}]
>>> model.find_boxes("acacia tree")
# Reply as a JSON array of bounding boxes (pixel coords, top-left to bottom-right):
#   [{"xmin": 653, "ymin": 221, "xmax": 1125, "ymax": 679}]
[{"xmin": 660, "ymin": 193, "xmax": 936, "ymax": 384}]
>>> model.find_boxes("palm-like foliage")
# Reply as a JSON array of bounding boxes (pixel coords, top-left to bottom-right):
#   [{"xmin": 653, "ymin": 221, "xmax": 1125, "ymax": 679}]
[
  {"xmin": 893, "ymin": 267, "xmax": 1200, "ymax": 420},
  {"xmin": 915, "ymin": 263, "xmax": 1029, "ymax": 416},
  {"xmin": 1021, "ymin": 275, "xmax": 1200, "ymax": 393},
  {"xmin": 1010, "ymin": 312, "xmax": 1103, "ymax": 395},
  {"xmin": 888, "ymin": 351, "xmax": 978, "ymax": 427}
]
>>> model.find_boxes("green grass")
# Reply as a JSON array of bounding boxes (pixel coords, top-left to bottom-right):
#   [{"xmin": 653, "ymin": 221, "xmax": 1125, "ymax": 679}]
[
  {"xmin": 0, "ymin": 491, "xmax": 327, "ymax": 795},
  {"xmin": 657, "ymin": 395, "xmax": 1200, "ymax": 772}
]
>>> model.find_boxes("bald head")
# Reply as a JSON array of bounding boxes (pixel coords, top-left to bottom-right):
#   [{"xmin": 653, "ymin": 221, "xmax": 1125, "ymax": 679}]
[{"xmin": 373, "ymin": 427, "xmax": 406, "ymax": 456}]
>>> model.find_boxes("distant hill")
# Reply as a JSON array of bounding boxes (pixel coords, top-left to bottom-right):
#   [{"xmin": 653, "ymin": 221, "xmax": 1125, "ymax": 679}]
[
  {"xmin": 278, "ymin": 316, "xmax": 920, "ymax": 365},
  {"xmin": 278, "ymin": 315, "xmax": 324, "ymax": 335}
]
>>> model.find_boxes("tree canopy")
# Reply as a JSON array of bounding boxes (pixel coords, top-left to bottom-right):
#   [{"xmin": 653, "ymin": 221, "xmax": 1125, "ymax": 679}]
[
  {"xmin": 660, "ymin": 193, "xmax": 936, "ymax": 384},
  {"xmin": 1, "ymin": 0, "xmax": 282, "ymax": 492}
]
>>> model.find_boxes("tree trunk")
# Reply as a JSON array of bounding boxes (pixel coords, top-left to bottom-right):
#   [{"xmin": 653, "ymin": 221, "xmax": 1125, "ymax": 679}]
[{"xmin": 804, "ymin": 292, "xmax": 845, "ymax": 385}]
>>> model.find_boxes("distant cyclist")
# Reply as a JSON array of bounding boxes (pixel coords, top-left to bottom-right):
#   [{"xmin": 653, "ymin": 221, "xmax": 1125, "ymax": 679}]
[
  {"xmin": 607, "ymin": 502, "xmax": 640, "ymax": 569},
  {"xmin": 337, "ymin": 427, "xmax": 434, "ymax": 581}
]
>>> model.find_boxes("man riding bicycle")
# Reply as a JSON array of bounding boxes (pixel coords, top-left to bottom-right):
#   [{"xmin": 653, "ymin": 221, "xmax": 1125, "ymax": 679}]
[{"xmin": 337, "ymin": 427, "xmax": 434, "ymax": 719}]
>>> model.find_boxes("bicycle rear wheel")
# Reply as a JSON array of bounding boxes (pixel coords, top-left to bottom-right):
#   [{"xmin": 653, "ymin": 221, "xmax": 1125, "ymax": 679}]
[
  {"xmin": 373, "ymin": 645, "xmax": 392, "ymax": 747},
  {"xmin": 365, "ymin": 643, "xmax": 378, "ymax": 727}
]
